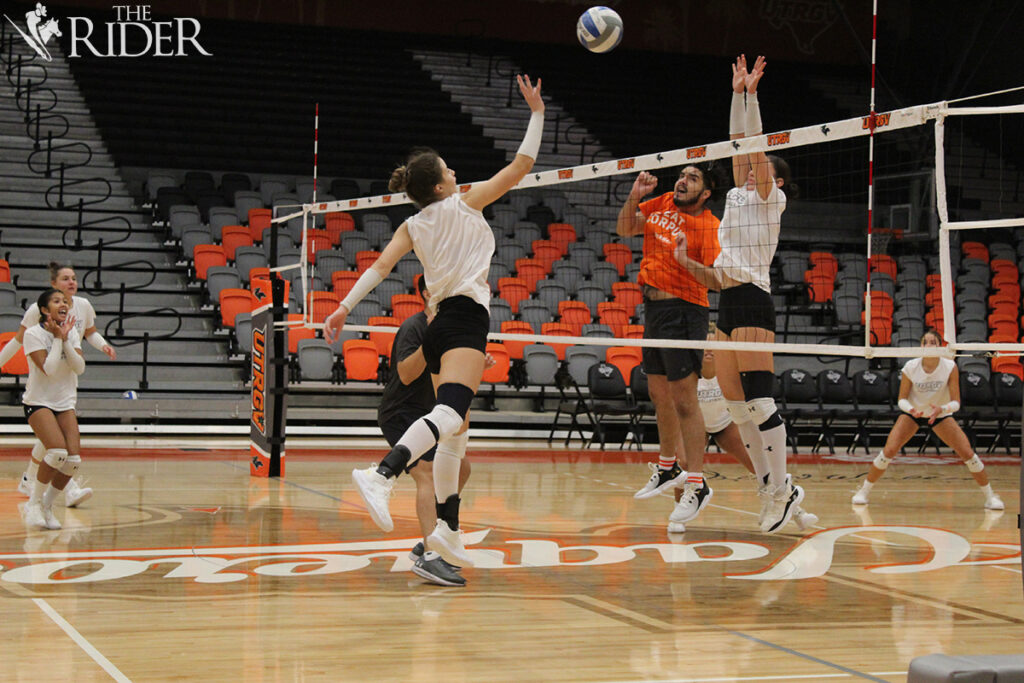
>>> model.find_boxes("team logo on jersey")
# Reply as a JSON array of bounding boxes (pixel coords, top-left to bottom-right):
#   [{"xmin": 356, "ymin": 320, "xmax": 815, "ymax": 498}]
[{"xmin": 4, "ymin": 3, "xmax": 61, "ymax": 61}]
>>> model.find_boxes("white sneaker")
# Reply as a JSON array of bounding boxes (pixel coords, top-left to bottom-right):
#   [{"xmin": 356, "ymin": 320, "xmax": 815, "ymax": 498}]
[
  {"xmin": 984, "ymin": 494, "xmax": 1005, "ymax": 511},
  {"xmin": 761, "ymin": 483, "xmax": 804, "ymax": 533},
  {"xmin": 24, "ymin": 502, "xmax": 47, "ymax": 529},
  {"xmin": 669, "ymin": 480, "xmax": 713, "ymax": 524},
  {"xmin": 426, "ymin": 520, "xmax": 475, "ymax": 568},
  {"xmin": 17, "ymin": 472, "xmax": 31, "ymax": 497},
  {"xmin": 793, "ymin": 507, "xmax": 819, "ymax": 530},
  {"xmin": 634, "ymin": 462, "xmax": 687, "ymax": 500},
  {"xmin": 667, "ymin": 521, "xmax": 686, "ymax": 534},
  {"xmin": 852, "ymin": 487, "xmax": 870, "ymax": 505},
  {"xmin": 351, "ymin": 466, "xmax": 394, "ymax": 532},
  {"xmin": 64, "ymin": 479, "xmax": 93, "ymax": 508},
  {"xmin": 41, "ymin": 505, "xmax": 62, "ymax": 530}
]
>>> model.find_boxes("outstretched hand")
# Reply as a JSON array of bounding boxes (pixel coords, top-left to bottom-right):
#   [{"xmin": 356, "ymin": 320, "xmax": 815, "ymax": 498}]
[
  {"xmin": 630, "ymin": 171, "xmax": 658, "ymax": 200},
  {"xmin": 517, "ymin": 74, "xmax": 544, "ymax": 114},
  {"xmin": 323, "ymin": 306, "xmax": 348, "ymax": 345},
  {"xmin": 745, "ymin": 55, "xmax": 766, "ymax": 94},
  {"xmin": 731, "ymin": 54, "xmax": 747, "ymax": 93}
]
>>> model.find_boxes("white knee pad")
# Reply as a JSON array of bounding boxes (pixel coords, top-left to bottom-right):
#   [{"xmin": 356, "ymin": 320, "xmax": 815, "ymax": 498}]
[
  {"xmin": 746, "ymin": 397, "xmax": 777, "ymax": 426},
  {"xmin": 43, "ymin": 448, "xmax": 68, "ymax": 469},
  {"xmin": 964, "ymin": 454, "xmax": 984, "ymax": 473},
  {"xmin": 726, "ymin": 401, "xmax": 750, "ymax": 424},
  {"xmin": 424, "ymin": 404, "xmax": 464, "ymax": 442},
  {"xmin": 60, "ymin": 454, "xmax": 81, "ymax": 478},
  {"xmin": 437, "ymin": 430, "xmax": 469, "ymax": 460},
  {"xmin": 31, "ymin": 441, "xmax": 46, "ymax": 462},
  {"xmin": 873, "ymin": 452, "xmax": 892, "ymax": 470}
]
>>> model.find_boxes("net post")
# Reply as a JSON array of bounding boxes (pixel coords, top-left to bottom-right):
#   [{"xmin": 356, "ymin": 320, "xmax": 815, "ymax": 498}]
[{"xmin": 933, "ymin": 111, "xmax": 957, "ymax": 346}]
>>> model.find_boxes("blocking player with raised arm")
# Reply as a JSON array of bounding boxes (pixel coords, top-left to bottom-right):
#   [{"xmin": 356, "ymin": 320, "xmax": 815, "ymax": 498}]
[
  {"xmin": 3, "ymin": 262, "xmax": 116, "ymax": 507},
  {"xmin": 21, "ymin": 289, "xmax": 87, "ymax": 530},
  {"xmin": 616, "ymin": 163, "xmax": 721, "ymax": 526},
  {"xmin": 324, "ymin": 74, "xmax": 545, "ymax": 567},
  {"xmin": 852, "ymin": 329, "xmax": 1004, "ymax": 510}
]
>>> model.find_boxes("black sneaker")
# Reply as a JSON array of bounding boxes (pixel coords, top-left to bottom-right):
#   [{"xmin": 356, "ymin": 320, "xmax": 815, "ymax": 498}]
[
  {"xmin": 412, "ymin": 551, "xmax": 466, "ymax": 587},
  {"xmin": 634, "ymin": 462, "xmax": 687, "ymax": 499},
  {"xmin": 408, "ymin": 541, "xmax": 425, "ymax": 561}
]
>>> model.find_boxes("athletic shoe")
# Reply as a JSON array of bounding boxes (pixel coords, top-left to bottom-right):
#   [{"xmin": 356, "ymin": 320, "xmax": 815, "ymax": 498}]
[
  {"xmin": 351, "ymin": 465, "xmax": 395, "ymax": 532},
  {"xmin": 762, "ymin": 483, "xmax": 804, "ymax": 533},
  {"xmin": 669, "ymin": 480, "xmax": 713, "ymax": 524},
  {"xmin": 24, "ymin": 502, "xmax": 47, "ymax": 529},
  {"xmin": 17, "ymin": 472, "xmax": 31, "ymax": 497},
  {"xmin": 409, "ymin": 541, "xmax": 425, "ymax": 561},
  {"xmin": 851, "ymin": 487, "xmax": 870, "ymax": 505},
  {"xmin": 412, "ymin": 551, "xmax": 466, "ymax": 587},
  {"xmin": 984, "ymin": 494, "xmax": 1005, "ymax": 511},
  {"xmin": 666, "ymin": 521, "xmax": 686, "ymax": 534},
  {"xmin": 426, "ymin": 520, "xmax": 475, "ymax": 568},
  {"xmin": 41, "ymin": 505, "xmax": 62, "ymax": 530},
  {"xmin": 63, "ymin": 479, "xmax": 93, "ymax": 508},
  {"xmin": 634, "ymin": 462, "xmax": 687, "ymax": 500},
  {"xmin": 757, "ymin": 475, "xmax": 773, "ymax": 527},
  {"xmin": 792, "ymin": 507, "xmax": 819, "ymax": 531}
]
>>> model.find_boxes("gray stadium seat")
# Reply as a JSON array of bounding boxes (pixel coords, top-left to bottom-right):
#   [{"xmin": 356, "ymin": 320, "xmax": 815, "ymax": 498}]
[
  {"xmin": 524, "ymin": 344, "xmax": 559, "ymax": 386},
  {"xmin": 234, "ymin": 191, "xmax": 264, "ymax": 223},
  {"xmin": 206, "ymin": 266, "xmax": 241, "ymax": 304},
  {"xmin": 297, "ymin": 338, "xmax": 334, "ymax": 381},
  {"xmin": 519, "ymin": 300, "xmax": 553, "ymax": 328},
  {"xmin": 362, "ymin": 215, "xmax": 393, "ymax": 249},
  {"xmin": 260, "ymin": 179, "xmax": 289, "ymax": 206},
  {"xmin": 234, "ymin": 312, "xmax": 253, "ymax": 354}
]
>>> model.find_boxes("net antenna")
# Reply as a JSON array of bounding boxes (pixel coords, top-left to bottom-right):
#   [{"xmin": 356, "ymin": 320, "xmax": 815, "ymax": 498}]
[{"xmin": 864, "ymin": 0, "xmax": 879, "ymax": 348}]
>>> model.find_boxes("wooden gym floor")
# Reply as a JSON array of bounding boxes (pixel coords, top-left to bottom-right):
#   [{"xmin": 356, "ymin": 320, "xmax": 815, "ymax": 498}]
[{"xmin": 0, "ymin": 440, "xmax": 1020, "ymax": 682}]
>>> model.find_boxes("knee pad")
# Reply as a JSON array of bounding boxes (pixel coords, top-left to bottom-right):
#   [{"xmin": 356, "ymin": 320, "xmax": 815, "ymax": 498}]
[
  {"xmin": 747, "ymin": 397, "xmax": 782, "ymax": 429},
  {"xmin": 423, "ymin": 404, "xmax": 464, "ymax": 442},
  {"xmin": 436, "ymin": 382, "xmax": 475, "ymax": 420},
  {"xmin": 726, "ymin": 401, "xmax": 750, "ymax": 424},
  {"xmin": 739, "ymin": 370, "xmax": 775, "ymax": 400},
  {"xmin": 31, "ymin": 441, "xmax": 45, "ymax": 462},
  {"xmin": 60, "ymin": 454, "xmax": 81, "ymax": 478},
  {"xmin": 437, "ymin": 430, "xmax": 469, "ymax": 460},
  {"xmin": 873, "ymin": 452, "xmax": 892, "ymax": 470},
  {"xmin": 964, "ymin": 454, "xmax": 984, "ymax": 473},
  {"xmin": 43, "ymin": 448, "xmax": 68, "ymax": 469}
]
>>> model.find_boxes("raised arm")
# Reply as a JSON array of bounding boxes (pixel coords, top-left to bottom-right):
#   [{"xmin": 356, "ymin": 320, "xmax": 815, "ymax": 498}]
[
  {"xmin": 743, "ymin": 56, "xmax": 776, "ymax": 201},
  {"xmin": 616, "ymin": 172, "xmax": 658, "ymax": 237},
  {"xmin": 730, "ymin": 55, "xmax": 750, "ymax": 188},
  {"xmin": 462, "ymin": 75, "xmax": 545, "ymax": 211},
  {"xmin": 323, "ymin": 224, "xmax": 414, "ymax": 343}
]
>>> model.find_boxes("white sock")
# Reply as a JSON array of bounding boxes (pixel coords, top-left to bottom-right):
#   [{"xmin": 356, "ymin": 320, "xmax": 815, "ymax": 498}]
[
  {"xmin": 26, "ymin": 457, "xmax": 39, "ymax": 482},
  {"xmin": 736, "ymin": 420, "xmax": 768, "ymax": 483},
  {"xmin": 42, "ymin": 484, "xmax": 60, "ymax": 508},
  {"xmin": 859, "ymin": 479, "xmax": 874, "ymax": 494},
  {"xmin": 433, "ymin": 432, "xmax": 468, "ymax": 502},
  {"xmin": 759, "ymin": 422, "xmax": 788, "ymax": 489},
  {"xmin": 980, "ymin": 483, "xmax": 994, "ymax": 498},
  {"xmin": 31, "ymin": 478, "xmax": 47, "ymax": 504}
]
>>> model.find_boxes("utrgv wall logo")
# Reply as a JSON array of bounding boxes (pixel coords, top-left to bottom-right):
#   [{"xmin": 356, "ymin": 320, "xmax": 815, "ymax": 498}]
[{"xmin": 4, "ymin": 3, "xmax": 62, "ymax": 62}]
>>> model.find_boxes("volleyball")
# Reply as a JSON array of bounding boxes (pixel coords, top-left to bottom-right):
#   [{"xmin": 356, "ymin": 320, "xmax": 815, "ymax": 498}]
[
  {"xmin": 122, "ymin": 390, "xmax": 139, "ymax": 399},
  {"xmin": 576, "ymin": 6, "xmax": 623, "ymax": 54}
]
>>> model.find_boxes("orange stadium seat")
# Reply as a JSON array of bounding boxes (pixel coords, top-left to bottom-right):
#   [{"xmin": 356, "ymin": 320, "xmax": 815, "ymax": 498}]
[
  {"xmin": 248, "ymin": 208, "xmax": 271, "ymax": 242},
  {"xmin": 194, "ymin": 244, "xmax": 226, "ymax": 280},
  {"xmin": 286, "ymin": 313, "xmax": 317, "ymax": 354},
  {"xmin": 332, "ymin": 270, "xmax": 360, "ymax": 298},
  {"xmin": 961, "ymin": 241, "xmax": 989, "ymax": 262},
  {"xmin": 541, "ymin": 322, "xmax": 574, "ymax": 360},
  {"xmin": 622, "ymin": 324, "xmax": 645, "ymax": 339},
  {"xmin": 607, "ymin": 346, "xmax": 642, "ymax": 386},
  {"xmin": 221, "ymin": 226, "xmax": 253, "ymax": 260},
  {"xmin": 368, "ymin": 316, "xmax": 398, "ymax": 358},
  {"xmin": 482, "ymin": 342, "xmax": 510, "ymax": 384},
  {"xmin": 598, "ymin": 302, "xmax": 630, "ymax": 337},
  {"xmin": 342, "ymin": 339, "xmax": 380, "ymax": 381},
  {"xmin": 808, "ymin": 251, "xmax": 838, "ymax": 278},
  {"xmin": 0, "ymin": 331, "xmax": 28, "ymax": 375},
  {"xmin": 805, "ymin": 270, "xmax": 835, "ymax": 303},
  {"xmin": 991, "ymin": 356, "xmax": 1024, "ymax": 381},
  {"xmin": 355, "ymin": 250, "xmax": 381, "ymax": 273},
  {"xmin": 391, "ymin": 294, "xmax": 424, "ymax": 322},
  {"xmin": 532, "ymin": 239, "xmax": 562, "ymax": 270},
  {"xmin": 500, "ymin": 320, "xmax": 533, "ymax": 360},
  {"xmin": 612, "ymin": 282, "xmax": 643, "ymax": 316},
  {"xmin": 602, "ymin": 243, "xmax": 633, "ymax": 276},
  {"xmin": 219, "ymin": 288, "xmax": 256, "ymax": 327},
  {"xmin": 324, "ymin": 212, "xmax": 355, "ymax": 244},
  {"xmin": 870, "ymin": 254, "xmax": 897, "ymax": 280},
  {"xmin": 515, "ymin": 258, "xmax": 547, "ymax": 292},
  {"xmin": 547, "ymin": 223, "xmax": 576, "ymax": 253},
  {"xmin": 558, "ymin": 300, "xmax": 592, "ymax": 335},
  {"xmin": 497, "ymin": 277, "xmax": 530, "ymax": 314},
  {"xmin": 0, "ymin": 260, "xmax": 10, "ymax": 283},
  {"xmin": 306, "ymin": 290, "xmax": 340, "ymax": 324}
]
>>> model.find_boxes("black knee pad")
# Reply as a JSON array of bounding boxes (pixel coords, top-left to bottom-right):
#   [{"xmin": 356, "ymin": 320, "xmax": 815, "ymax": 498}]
[
  {"xmin": 739, "ymin": 370, "xmax": 775, "ymax": 400},
  {"xmin": 436, "ymin": 382, "xmax": 475, "ymax": 419}
]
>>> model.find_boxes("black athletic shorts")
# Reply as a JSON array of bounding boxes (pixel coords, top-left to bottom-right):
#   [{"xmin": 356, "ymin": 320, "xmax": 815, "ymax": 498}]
[
  {"xmin": 422, "ymin": 295, "xmax": 490, "ymax": 374},
  {"xmin": 907, "ymin": 414, "xmax": 953, "ymax": 429},
  {"xmin": 642, "ymin": 298, "xmax": 708, "ymax": 381},
  {"xmin": 717, "ymin": 283, "xmax": 776, "ymax": 335},
  {"xmin": 379, "ymin": 409, "xmax": 436, "ymax": 473},
  {"xmin": 23, "ymin": 404, "xmax": 74, "ymax": 420}
]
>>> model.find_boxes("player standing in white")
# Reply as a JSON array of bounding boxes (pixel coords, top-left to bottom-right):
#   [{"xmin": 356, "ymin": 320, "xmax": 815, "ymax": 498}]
[
  {"xmin": 852, "ymin": 329, "xmax": 1004, "ymax": 509},
  {"xmin": 21, "ymin": 289, "xmax": 87, "ymax": 530}
]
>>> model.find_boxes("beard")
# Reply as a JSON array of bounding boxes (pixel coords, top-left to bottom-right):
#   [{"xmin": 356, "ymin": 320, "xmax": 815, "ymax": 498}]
[{"xmin": 673, "ymin": 192, "xmax": 701, "ymax": 209}]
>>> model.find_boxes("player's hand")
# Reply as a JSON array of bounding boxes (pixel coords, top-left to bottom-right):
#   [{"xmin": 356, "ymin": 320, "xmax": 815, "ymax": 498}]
[
  {"xmin": 484, "ymin": 353, "xmax": 497, "ymax": 369},
  {"xmin": 926, "ymin": 404, "xmax": 942, "ymax": 425},
  {"xmin": 631, "ymin": 171, "xmax": 658, "ymax": 199},
  {"xmin": 674, "ymin": 232, "xmax": 689, "ymax": 265},
  {"xmin": 731, "ymin": 54, "xmax": 748, "ymax": 93},
  {"xmin": 517, "ymin": 74, "xmax": 544, "ymax": 114},
  {"xmin": 323, "ymin": 306, "xmax": 348, "ymax": 345},
  {"xmin": 44, "ymin": 318, "xmax": 61, "ymax": 338},
  {"xmin": 745, "ymin": 55, "xmax": 766, "ymax": 94},
  {"xmin": 103, "ymin": 345, "xmax": 117, "ymax": 360}
]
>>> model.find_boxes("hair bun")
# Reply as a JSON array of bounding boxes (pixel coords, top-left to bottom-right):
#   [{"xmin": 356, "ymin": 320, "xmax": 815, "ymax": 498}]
[{"xmin": 388, "ymin": 166, "xmax": 408, "ymax": 193}]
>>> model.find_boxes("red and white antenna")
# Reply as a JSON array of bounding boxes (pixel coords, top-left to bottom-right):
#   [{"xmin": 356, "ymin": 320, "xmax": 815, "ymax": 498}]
[
  {"xmin": 312, "ymin": 102, "xmax": 320, "ymax": 204},
  {"xmin": 864, "ymin": 0, "xmax": 878, "ymax": 348}
]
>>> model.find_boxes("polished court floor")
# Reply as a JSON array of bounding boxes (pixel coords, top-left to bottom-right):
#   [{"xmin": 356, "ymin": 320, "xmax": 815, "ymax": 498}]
[{"xmin": 0, "ymin": 440, "xmax": 1020, "ymax": 682}]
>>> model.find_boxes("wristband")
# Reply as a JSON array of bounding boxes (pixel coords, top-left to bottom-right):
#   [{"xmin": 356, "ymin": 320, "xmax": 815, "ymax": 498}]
[
  {"xmin": 0, "ymin": 337, "xmax": 21, "ymax": 366},
  {"xmin": 339, "ymin": 269, "xmax": 383, "ymax": 313},
  {"xmin": 516, "ymin": 111, "xmax": 544, "ymax": 160},
  {"xmin": 43, "ymin": 339, "xmax": 63, "ymax": 375},
  {"xmin": 897, "ymin": 398, "xmax": 914, "ymax": 414},
  {"xmin": 65, "ymin": 346, "xmax": 85, "ymax": 374},
  {"xmin": 729, "ymin": 92, "xmax": 745, "ymax": 135},
  {"xmin": 86, "ymin": 331, "xmax": 109, "ymax": 351},
  {"xmin": 940, "ymin": 400, "xmax": 959, "ymax": 414},
  {"xmin": 745, "ymin": 93, "xmax": 762, "ymax": 136}
]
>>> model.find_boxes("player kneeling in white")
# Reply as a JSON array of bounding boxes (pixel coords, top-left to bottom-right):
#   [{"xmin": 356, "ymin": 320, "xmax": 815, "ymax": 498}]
[
  {"xmin": 21, "ymin": 289, "xmax": 87, "ymax": 530},
  {"xmin": 852, "ymin": 330, "xmax": 1004, "ymax": 510}
]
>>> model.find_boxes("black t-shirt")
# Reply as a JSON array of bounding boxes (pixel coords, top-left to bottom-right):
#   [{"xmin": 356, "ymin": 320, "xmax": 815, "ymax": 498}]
[{"xmin": 378, "ymin": 312, "xmax": 434, "ymax": 422}]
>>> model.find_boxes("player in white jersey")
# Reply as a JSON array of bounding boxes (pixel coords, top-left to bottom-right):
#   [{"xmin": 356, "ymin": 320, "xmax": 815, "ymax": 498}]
[
  {"xmin": 852, "ymin": 330, "xmax": 1004, "ymax": 509},
  {"xmin": 324, "ymin": 74, "xmax": 545, "ymax": 567},
  {"xmin": 3, "ymin": 262, "xmax": 116, "ymax": 506},
  {"xmin": 21, "ymin": 289, "xmax": 87, "ymax": 530},
  {"xmin": 668, "ymin": 341, "xmax": 818, "ymax": 533},
  {"xmin": 674, "ymin": 55, "xmax": 804, "ymax": 534}
]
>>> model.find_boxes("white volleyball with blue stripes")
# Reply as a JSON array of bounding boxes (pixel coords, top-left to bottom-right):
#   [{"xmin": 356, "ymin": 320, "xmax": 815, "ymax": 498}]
[
  {"xmin": 576, "ymin": 6, "xmax": 623, "ymax": 54},
  {"xmin": 122, "ymin": 390, "xmax": 139, "ymax": 399}
]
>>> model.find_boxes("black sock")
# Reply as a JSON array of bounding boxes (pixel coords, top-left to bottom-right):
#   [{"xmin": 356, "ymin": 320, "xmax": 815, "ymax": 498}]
[
  {"xmin": 435, "ymin": 493, "xmax": 461, "ymax": 531},
  {"xmin": 377, "ymin": 445, "xmax": 411, "ymax": 479}
]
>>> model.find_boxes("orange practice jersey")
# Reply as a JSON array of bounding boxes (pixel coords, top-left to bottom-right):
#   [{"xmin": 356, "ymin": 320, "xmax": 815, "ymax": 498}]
[{"xmin": 637, "ymin": 193, "xmax": 720, "ymax": 306}]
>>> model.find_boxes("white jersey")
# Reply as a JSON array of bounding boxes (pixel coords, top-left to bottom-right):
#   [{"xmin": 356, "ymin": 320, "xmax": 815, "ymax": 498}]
[
  {"xmin": 901, "ymin": 357, "xmax": 955, "ymax": 416},
  {"xmin": 698, "ymin": 376, "xmax": 731, "ymax": 433},
  {"xmin": 21, "ymin": 296, "xmax": 96, "ymax": 342},
  {"xmin": 713, "ymin": 184, "xmax": 786, "ymax": 294},
  {"xmin": 22, "ymin": 325, "xmax": 82, "ymax": 411},
  {"xmin": 404, "ymin": 194, "xmax": 494, "ymax": 316}
]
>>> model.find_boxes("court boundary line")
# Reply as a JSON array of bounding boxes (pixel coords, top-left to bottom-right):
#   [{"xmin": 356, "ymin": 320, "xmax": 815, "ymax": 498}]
[{"xmin": 33, "ymin": 597, "xmax": 132, "ymax": 683}]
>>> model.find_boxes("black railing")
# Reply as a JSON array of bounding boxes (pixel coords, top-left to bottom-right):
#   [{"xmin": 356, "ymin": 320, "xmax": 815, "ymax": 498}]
[{"xmin": 103, "ymin": 308, "xmax": 185, "ymax": 390}]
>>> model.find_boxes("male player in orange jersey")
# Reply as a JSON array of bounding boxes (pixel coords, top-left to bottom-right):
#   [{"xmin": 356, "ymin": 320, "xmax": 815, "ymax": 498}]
[{"xmin": 616, "ymin": 164, "xmax": 721, "ymax": 528}]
